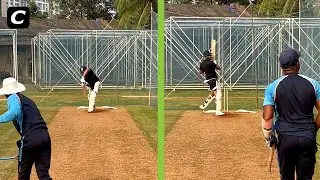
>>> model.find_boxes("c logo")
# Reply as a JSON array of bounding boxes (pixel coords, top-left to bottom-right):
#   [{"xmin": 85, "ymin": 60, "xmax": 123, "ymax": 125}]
[
  {"xmin": 7, "ymin": 7, "xmax": 30, "ymax": 28},
  {"xmin": 11, "ymin": 10, "xmax": 26, "ymax": 25}
]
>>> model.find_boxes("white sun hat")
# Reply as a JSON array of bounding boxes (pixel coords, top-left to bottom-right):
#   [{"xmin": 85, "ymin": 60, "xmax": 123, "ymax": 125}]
[{"xmin": 0, "ymin": 77, "xmax": 26, "ymax": 95}]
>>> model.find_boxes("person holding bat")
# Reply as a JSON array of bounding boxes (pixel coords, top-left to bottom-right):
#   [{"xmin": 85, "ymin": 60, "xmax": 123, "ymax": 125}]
[
  {"xmin": 80, "ymin": 66, "xmax": 101, "ymax": 113},
  {"xmin": 262, "ymin": 47, "xmax": 320, "ymax": 180},
  {"xmin": 0, "ymin": 77, "xmax": 52, "ymax": 180},
  {"xmin": 198, "ymin": 50, "xmax": 223, "ymax": 115}
]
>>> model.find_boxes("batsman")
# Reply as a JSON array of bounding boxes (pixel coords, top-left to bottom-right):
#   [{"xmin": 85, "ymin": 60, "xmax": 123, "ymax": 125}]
[
  {"xmin": 198, "ymin": 49, "xmax": 224, "ymax": 116},
  {"xmin": 80, "ymin": 66, "xmax": 101, "ymax": 113}
]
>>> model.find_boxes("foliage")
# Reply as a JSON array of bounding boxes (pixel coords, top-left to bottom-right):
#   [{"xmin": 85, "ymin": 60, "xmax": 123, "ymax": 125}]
[
  {"xmin": 28, "ymin": 0, "xmax": 48, "ymax": 18},
  {"xmin": 58, "ymin": 0, "xmax": 115, "ymax": 20},
  {"xmin": 254, "ymin": 0, "xmax": 299, "ymax": 17},
  {"xmin": 115, "ymin": 0, "xmax": 157, "ymax": 29}
]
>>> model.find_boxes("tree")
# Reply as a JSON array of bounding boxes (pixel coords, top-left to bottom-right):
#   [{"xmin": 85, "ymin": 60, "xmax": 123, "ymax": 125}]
[
  {"xmin": 29, "ymin": 1, "xmax": 38, "ymax": 17},
  {"xmin": 254, "ymin": 0, "xmax": 299, "ymax": 17},
  {"xmin": 58, "ymin": 0, "xmax": 115, "ymax": 20},
  {"xmin": 115, "ymin": 0, "xmax": 157, "ymax": 29},
  {"xmin": 28, "ymin": 0, "xmax": 48, "ymax": 18}
]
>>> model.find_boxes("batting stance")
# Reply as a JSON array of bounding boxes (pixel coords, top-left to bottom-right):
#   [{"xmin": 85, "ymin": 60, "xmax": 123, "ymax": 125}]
[
  {"xmin": 0, "ymin": 77, "xmax": 52, "ymax": 180},
  {"xmin": 199, "ymin": 50, "xmax": 223, "ymax": 115},
  {"xmin": 80, "ymin": 66, "xmax": 101, "ymax": 113},
  {"xmin": 262, "ymin": 47, "xmax": 320, "ymax": 180}
]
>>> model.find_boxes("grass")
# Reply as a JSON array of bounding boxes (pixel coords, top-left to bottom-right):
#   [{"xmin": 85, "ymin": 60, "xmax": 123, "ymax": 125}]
[
  {"xmin": 164, "ymin": 88, "xmax": 320, "ymax": 179},
  {"xmin": 0, "ymin": 87, "xmax": 157, "ymax": 179},
  {"xmin": 127, "ymin": 106, "xmax": 158, "ymax": 151}
]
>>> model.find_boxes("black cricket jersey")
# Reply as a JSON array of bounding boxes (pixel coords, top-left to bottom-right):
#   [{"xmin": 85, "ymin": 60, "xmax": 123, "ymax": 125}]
[
  {"xmin": 200, "ymin": 60, "xmax": 217, "ymax": 80},
  {"xmin": 84, "ymin": 68, "xmax": 100, "ymax": 90}
]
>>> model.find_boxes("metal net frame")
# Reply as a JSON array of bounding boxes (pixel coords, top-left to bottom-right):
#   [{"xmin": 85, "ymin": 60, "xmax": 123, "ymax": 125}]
[
  {"xmin": 0, "ymin": 29, "xmax": 18, "ymax": 81},
  {"xmin": 165, "ymin": 16, "xmax": 320, "ymax": 110},
  {"xmin": 31, "ymin": 29, "xmax": 157, "ymax": 91}
]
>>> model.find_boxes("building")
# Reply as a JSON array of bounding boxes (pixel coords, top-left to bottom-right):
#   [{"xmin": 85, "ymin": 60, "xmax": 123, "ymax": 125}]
[{"xmin": 1, "ymin": 0, "xmax": 59, "ymax": 17}]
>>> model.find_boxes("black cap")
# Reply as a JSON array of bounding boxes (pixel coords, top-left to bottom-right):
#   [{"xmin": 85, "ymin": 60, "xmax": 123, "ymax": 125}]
[
  {"xmin": 203, "ymin": 50, "xmax": 211, "ymax": 57},
  {"xmin": 279, "ymin": 47, "xmax": 301, "ymax": 68}
]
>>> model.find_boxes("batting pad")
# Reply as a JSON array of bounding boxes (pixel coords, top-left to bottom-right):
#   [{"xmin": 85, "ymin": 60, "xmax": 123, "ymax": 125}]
[{"xmin": 77, "ymin": 106, "xmax": 117, "ymax": 110}]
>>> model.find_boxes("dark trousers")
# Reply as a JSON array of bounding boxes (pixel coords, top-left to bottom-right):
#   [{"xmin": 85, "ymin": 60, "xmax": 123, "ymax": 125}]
[
  {"xmin": 276, "ymin": 134, "xmax": 317, "ymax": 180},
  {"xmin": 18, "ymin": 129, "xmax": 52, "ymax": 180}
]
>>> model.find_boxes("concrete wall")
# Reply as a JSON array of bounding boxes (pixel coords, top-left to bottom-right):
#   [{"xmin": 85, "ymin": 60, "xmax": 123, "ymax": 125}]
[{"xmin": 0, "ymin": 45, "xmax": 32, "ymax": 81}]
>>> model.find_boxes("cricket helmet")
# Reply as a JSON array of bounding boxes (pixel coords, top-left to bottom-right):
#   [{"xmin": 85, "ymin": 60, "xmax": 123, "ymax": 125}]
[
  {"xmin": 202, "ymin": 50, "xmax": 211, "ymax": 57},
  {"xmin": 80, "ymin": 66, "xmax": 87, "ymax": 74}
]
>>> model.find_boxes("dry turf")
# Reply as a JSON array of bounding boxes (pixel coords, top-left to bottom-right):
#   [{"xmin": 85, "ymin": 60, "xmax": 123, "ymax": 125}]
[
  {"xmin": 165, "ymin": 111, "xmax": 280, "ymax": 180},
  {"xmin": 24, "ymin": 107, "xmax": 156, "ymax": 180}
]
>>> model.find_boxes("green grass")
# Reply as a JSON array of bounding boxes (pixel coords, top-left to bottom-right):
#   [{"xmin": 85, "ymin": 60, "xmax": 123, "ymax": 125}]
[
  {"xmin": 164, "ymin": 89, "xmax": 320, "ymax": 179},
  {"xmin": 0, "ymin": 87, "xmax": 157, "ymax": 179},
  {"xmin": 127, "ymin": 106, "xmax": 158, "ymax": 151}
]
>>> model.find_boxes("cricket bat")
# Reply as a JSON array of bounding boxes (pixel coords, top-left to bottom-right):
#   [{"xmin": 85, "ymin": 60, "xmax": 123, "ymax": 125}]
[
  {"xmin": 268, "ymin": 144, "xmax": 276, "ymax": 172},
  {"xmin": 211, "ymin": 39, "xmax": 216, "ymax": 61},
  {"xmin": 82, "ymin": 85, "xmax": 86, "ymax": 96}
]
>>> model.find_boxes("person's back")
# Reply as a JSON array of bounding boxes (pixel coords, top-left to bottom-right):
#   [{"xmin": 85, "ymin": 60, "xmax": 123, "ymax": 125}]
[
  {"xmin": 200, "ymin": 60, "xmax": 217, "ymax": 80},
  {"xmin": 16, "ymin": 93, "xmax": 47, "ymax": 136},
  {"xmin": 262, "ymin": 47, "xmax": 320, "ymax": 180},
  {"xmin": 274, "ymin": 74, "xmax": 317, "ymax": 140}
]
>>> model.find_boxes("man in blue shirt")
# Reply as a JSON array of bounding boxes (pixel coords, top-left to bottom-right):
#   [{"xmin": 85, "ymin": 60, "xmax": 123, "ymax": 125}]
[
  {"xmin": 262, "ymin": 47, "xmax": 320, "ymax": 180},
  {"xmin": 0, "ymin": 77, "xmax": 52, "ymax": 180}
]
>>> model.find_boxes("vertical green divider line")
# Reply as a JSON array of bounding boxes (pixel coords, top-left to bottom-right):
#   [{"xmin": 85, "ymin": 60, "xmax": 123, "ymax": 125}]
[{"xmin": 157, "ymin": 0, "xmax": 165, "ymax": 179}]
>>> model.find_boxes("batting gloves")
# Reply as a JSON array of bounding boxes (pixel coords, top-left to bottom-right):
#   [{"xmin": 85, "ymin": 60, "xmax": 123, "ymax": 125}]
[
  {"xmin": 80, "ymin": 77, "xmax": 86, "ymax": 86},
  {"xmin": 263, "ymin": 127, "xmax": 272, "ymax": 139},
  {"xmin": 263, "ymin": 127, "xmax": 276, "ymax": 148}
]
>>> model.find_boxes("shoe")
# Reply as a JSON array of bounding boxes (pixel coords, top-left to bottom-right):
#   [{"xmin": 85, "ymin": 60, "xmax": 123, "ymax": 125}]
[
  {"xmin": 88, "ymin": 106, "xmax": 95, "ymax": 113},
  {"xmin": 215, "ymin": 111, "xmax": 224, "ymax": 116},
  {"xmin": 199, "ymin": 105, "xmax": 205, "ymax": 110}
]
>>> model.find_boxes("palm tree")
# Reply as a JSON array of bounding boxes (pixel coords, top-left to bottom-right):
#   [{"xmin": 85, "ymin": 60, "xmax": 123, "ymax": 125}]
[
  {"xmin": 115, "ymin": 0, "xmax": 157, "ymax": 29},
  {"xmin": 254, "ymin": 0, "xmax": 299, "ymax": 17}
]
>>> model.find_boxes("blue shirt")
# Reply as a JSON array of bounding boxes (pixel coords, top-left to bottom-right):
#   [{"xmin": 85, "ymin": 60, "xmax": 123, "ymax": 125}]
[
  {"xmin": 0, "ymin": 94, "xmax": 23, "ymax": 134},
  {"xmin": 263, "ymin": 74, "xmax": 320, "ymax": 140}
]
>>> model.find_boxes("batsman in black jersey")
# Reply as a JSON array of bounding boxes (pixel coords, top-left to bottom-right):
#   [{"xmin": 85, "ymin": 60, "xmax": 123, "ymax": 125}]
[
  {"xmin": 80, "ymin": 66, "xmax": 101, "ymax": 113},
  {"xmin": 199, "ymin": 50, "xmax": 224, "ymax": 115}
]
